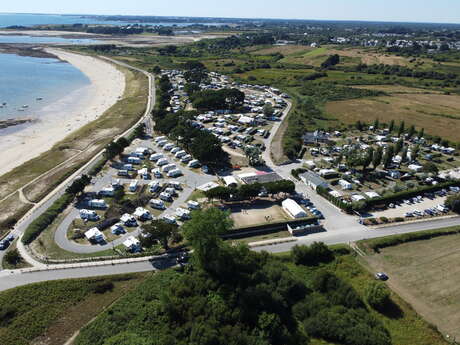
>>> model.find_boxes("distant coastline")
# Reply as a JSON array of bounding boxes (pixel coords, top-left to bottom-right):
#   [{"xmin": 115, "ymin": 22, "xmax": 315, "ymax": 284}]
[{"xmin": 0, "ymin": 44, "xmax": 57, "ymax": 58}]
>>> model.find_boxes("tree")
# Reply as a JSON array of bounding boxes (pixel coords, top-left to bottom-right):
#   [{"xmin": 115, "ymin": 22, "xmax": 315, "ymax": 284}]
[
  {"xmin": 373, "ymin": 119, "xmax": 379, "ymax": 131},
  {"xmin": 412, "ymin": 144, "xmax": 420, "ymax": 162},
  {"xmin": 263, "ymin": 103, "xmax": 275, "ymax": 117},
  {"xmin": 66, "ymin": 175, "xmax": 90, "ymax": 195},
  {"xmin": 382, "ymin": 146, "xmax": 394, "ymax": 169},
  {"xmin": 321, "ymin": 54, "xmax": 340, "ymax": 69},
  {"xmin": 394, "ymin": 138, "xmax": 403, "ymax": 154},
  {"xmin": 418, "ymin": 128, "xmax": 425, "ymax": 138},
  {"xmin": 365, "ymin": 282, "xmax": 391, "ymax": 310},
  {"xmin": 372, "ymin": 146, "xmax": 383, "ymax": 169},
  {"xmin": 151, "ymin": 66, "xmax": 161, "ymax": 74},
  {"xmin": 182, "ymin": 208, "xmax": 233, "ymax": 272},
  {"xmin": 141, "ymin": 220, "xmax": 179, "ymax": 250},
  {"xmin": 422, "ymin": 162, "xmax": 439, "ymax": 175},
  {"xmin": 104, "ymin": 141, "xmax": 122, "ymax": 160},
  {"xmin": 445, "ymin": 195, "xmax": 460, "ymax": 213},
  {"xmin": 362, "ymin": 147, "xmax": 374, "ymax": 172},
  {"xmin": 401, "ymin": 146, "xmax": 409, "ymax": 164},
  {"xmin": 355, "ymin": 120, "xmax": 363, "ymax": 131},
  {"xmin": 204, "ymin": 186, "xmax": 231, "ymax": 201},
  {"xmin": 4, "ymin": 249, "xmax": 21, "ymax": 266},
  {"xmin": 397, "ymin": 121, "xmax": 405, "ymax": 137},
  {"xmin": 407, "ymin": 125, "xmax": 416, "ymax": 139},
  {"xmin": 388, "ymin": 120, "xmax": 395, "ymax": 133},
  {"xmin": 292, "ymin": 242, "xmax": 334, "ymax": 266}
]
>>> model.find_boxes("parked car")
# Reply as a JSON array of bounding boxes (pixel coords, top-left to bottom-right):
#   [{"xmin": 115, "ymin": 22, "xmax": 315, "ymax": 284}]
[{"xmin": 375, "ymin": 272, "xmax": 389, "ymax": 281}]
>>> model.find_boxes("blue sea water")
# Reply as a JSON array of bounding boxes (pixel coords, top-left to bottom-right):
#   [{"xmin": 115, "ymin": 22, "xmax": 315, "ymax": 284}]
[{"xmin": 0, "ymin": 53, "xmax": 90, "ymax": 122}]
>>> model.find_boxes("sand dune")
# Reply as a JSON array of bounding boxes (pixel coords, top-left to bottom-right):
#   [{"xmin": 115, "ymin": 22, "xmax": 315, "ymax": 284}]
[{"xmin": 0, "ymin": 49, "xmax": 125, "ymax": 177}]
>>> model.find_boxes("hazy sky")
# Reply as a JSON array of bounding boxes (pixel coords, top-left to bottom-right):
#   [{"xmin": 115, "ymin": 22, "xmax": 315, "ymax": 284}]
[{"xmin": 2, "ymin": 0, "xmax": 460, "ymax": 24}]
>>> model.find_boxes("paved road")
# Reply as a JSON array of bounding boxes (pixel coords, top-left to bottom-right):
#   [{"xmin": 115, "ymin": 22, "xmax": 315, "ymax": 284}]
[
  {"xmin": 0, "ymin": 258, "xmax": 176, "ymax": 292},
  {"xmin": 53, "ymin": 138, "xmax": 215, "ymax": 254},
  {"xmin": 253, "ymin": 216, "xmax": 460, "ymax": 253},
  {"xmin": 0, "ymin": 57, "xmax": 155, "ymax": 267}
]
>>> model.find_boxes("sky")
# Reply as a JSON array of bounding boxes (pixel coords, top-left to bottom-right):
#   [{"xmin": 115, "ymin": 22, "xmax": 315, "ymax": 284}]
[{"xmin": 2, "ymin": 0, "xmax": 460, "ymax": 24}]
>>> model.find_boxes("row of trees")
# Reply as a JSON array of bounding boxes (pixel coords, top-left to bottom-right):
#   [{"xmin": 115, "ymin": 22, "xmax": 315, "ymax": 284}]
[{"xmin": 204, "ymin": 180, "xmax": 296, "ymax": 201}]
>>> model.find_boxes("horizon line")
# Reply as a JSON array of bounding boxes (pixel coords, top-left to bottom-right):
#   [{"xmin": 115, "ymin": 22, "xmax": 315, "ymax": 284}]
[{"xmin": 1, "ymin": 11, "xmax": 460, "ymax": 26}]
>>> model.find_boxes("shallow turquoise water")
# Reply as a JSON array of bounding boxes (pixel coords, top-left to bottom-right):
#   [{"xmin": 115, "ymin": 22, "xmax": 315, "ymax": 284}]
[{"xmin": 0, "ymin": 53, "xmax": 90, "ymax": 121}]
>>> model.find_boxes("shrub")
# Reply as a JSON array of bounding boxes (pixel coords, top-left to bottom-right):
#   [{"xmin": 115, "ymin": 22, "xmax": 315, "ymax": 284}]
[
  {"xmin": 292, "ymin": 242, "xmax": 334, "ymax": 266},
  {"xmin": 379, "ymin": 217, "xmax": 389, "ymax": 223},
  {"xmin": 93, "ymin": 281, "xmax": 115, "ymax": 294},
  {"xmin": 22, "ymin": 193, "xmax": 75, "ymax": 245},
  {"xmin": 4, "ymin": 249, "xmax": 21, "ymax": 266},
  {"xmin": 394, "ymin": 217, "xmax": 404, "ymax": 222},
  {"xmin": 365, "ymin": 282, "xmax": 391, "ymax": 310}
]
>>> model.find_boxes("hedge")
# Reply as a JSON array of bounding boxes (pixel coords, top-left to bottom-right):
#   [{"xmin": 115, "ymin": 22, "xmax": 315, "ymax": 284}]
[
  {"xmin": 362, "ymin": 225, "xmax": 460, "ymax": 253},
  {"xmin": 317, "ymin": 186, "xmax": 354, "ymax": 214},
  {"xmin": 365, "ymin": 181, "xmax": 459, "ymax": 209},
  {"xmin": 22, "ymin": 193, "xmax": 75, "ymax": 245}
]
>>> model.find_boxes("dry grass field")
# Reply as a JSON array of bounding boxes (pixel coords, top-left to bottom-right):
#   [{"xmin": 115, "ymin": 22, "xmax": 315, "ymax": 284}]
[
  {"xmin": 326, "ymin": 91, "xmax": 460, "ymax": 142},
  {"xmin": 229, "ymin": 201, "xmax": 289, "ymax": 228},
  {"xmin": 364, "ymin": 234, "xmax": 460, "ymax": 339},
  {"xmin": 250, "ymin": 45, "xmax": 313, "ymax": 56}
]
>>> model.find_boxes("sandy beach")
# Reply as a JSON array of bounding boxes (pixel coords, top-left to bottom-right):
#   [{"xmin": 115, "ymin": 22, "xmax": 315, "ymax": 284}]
[{"xmin": 0, "ymin": 49, "xmax": 125, "ymax": 177}]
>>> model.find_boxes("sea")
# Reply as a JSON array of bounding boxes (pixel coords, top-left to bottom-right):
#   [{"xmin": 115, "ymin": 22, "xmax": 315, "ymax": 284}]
[{"xmin": 0, "ymin": 13, "xmax": 218, "ymax": 126}]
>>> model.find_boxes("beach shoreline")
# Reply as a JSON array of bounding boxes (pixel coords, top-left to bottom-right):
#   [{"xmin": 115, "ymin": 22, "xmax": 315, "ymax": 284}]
[{"xmin": 0, "ymin": 48, "xmax": 126, "ymax": 178}]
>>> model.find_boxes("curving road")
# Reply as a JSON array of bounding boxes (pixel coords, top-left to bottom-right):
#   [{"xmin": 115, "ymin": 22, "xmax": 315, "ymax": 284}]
[{"xmin": 1, "ymin": 63, "xmax": 460, "ymax": 292}]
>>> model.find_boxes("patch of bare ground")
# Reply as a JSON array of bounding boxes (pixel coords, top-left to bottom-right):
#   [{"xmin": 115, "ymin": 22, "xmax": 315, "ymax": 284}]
[
  {"xmin": 350, "ymin": 84, "xmax": 443, "ymax": 94},
  {"xmin": 364, "ymin": 234, "xmax": 460, "ymax": 339},
  {"xmin": 0, "ymin": 193, "xmax": 32, "ymax": 235}
]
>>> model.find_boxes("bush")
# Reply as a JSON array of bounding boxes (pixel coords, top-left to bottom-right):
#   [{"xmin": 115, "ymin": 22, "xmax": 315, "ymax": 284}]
[
  {"xmin": 366, "ymin": 282, "xmax": 391, "ymax": 310},
  {"xmin": 292, "ymin": 242, "xmax": 334, "ymax": 266},
  {"xmin": 93, "ymin": 281, "xmax": 115, "ymax": 294},
  {"xmin": 4, "ymin": 249, "xmax": 21, "ymax": 266},
  {"xmin": 445, "ymin": 194, "xmax": 460, "ymax": 214},
  {"xmin": 379, "ymin": 217, "xmax": 389, "ymax": 223},
  {"xmin": 22, "ymin": 193, "xmax": 75, "ymax": 245}
]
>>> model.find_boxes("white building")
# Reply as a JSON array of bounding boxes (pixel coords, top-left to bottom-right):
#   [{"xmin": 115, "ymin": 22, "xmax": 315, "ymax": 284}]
[
  {"xmin": 339, "ymin": 179, "xmax": 353, "ymax": 190},
  {"xmin": 282, "ymin": 199, "xmax": 307, "ymax": 219},
  {"xmin": 123, "ymin": 236, "xmax": 141, "ymax": 252}
]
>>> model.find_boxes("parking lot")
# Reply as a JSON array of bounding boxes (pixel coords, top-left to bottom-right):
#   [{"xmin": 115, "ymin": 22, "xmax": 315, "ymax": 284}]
[{"xmin": 371, "ymin": 195, "xmax": 448, "ymax": 219}]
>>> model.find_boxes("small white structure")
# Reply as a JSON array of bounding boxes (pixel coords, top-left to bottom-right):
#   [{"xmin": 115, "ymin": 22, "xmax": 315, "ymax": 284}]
[
  {"xmin": 127, "ymin": 156, "xmax": 142, "ymax": 165},
  {"xmin": 89, "ymin": 199, "xmax": 108, "ymax": 209},
  {"xmin": 138, "ymin": 168, "xmax": 149, "ymax": 180},
  {"xmin": 120, "ymin": 213, "xmax": 137, "ymax": 227},
  {"xmin": 162, "ymin": 163, "xmax": 177, "ymax": 173},
  {"xmin": 187, "ymin": 159, "xmax": 201, "ymax": 169},
  {"xmin": 282, "ymin": 199, "xmax": 307, "ymax": 219},
  {"xmin": 175, "ymin": 150, "xmax": 187, "ymax": 159},
  {"xmin": 167, "ymin": 169, "xmax": 183, "ymax": 178},
  {"xmin": 160, "ymin": 192, "xmax": 172, "ymax": 202},
  {"xmin": 150, "ymin": 199, "xmax": 166, "ymax": 210},
  {"xmin": 99, "ymin": 187, "xmax": 115, "ymax": 197},
  {"xmin": 129, "ymin": 180, "xmax": 139, "ymax": 192},
  {"xmin": 223, "ymin": 176, "xmax": 238, "ymax": 188},
  {"xmin": 187, "ymin": 200, "xmax": 201, "ymax": 210},
  {"xmin": 111, "ymin": 223, "xmax": 125, "ymax": 235},
  {"xmin": 408, "ymin": 164, "xmax": 423, "ymax": 173},
  {"xmin": 351, "ymin": 194, "xmax": 366, "ymax": 202},
  {"xmin": 339, "ymin": 179, "xmax": 353, "ymax": 190},
  {"xmin": 157, "ymin": 158, "xmax": 169, "ymax": 166},
  {"xmin": 197, "ymin": 182, "xmax": 220, "ymax": 192},
  {"xmin": 365, "ymin": 191, "xmax": 380, "ymax": 199},
  {"xmin": 162, "ymin": 215, "xmax": 177, "ymax": 224},
  {"xmin": 149, "ymin": 181, "xmax": 161, "ymax": 193},
  {"xmin": 85, "ymin": 228, "xmax": 105, "ymax": 243},
  {"xmin": 123, "ymin": 236, "xmax": 141, "ymax": 252},
  {"xmin": 150, "ymin": 153, "xmax": 164, "ymax": 162},
  {"xmin": 79, "ymin": 209, "xmax": 99, "ymax": 221},
  {"xmin": 134, "ymin": 207, "xmax": 152, "ymax": 221},
  {"xmin": 238, "ymin": 115, "xmax": 255, "ymax": 125},
  {"xmin": 169, "ymin": 181, "xmax": 182, "ymax": 190},
  {"xmin": 176, "ymin": 207, "xmax": 191, "ymax": 220}
]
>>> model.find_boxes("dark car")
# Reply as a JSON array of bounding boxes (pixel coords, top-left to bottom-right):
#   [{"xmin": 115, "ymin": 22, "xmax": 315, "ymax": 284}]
[
  {"xmin": 0, "ymin": 240, "xmax": 9, "ymax": 250},
  {"xmin": 375, "ymin": 272, "xmax": 389, "ymax": 281}
]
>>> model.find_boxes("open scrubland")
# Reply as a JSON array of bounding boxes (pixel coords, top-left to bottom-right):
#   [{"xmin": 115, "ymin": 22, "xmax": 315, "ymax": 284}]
[
  {"xmin": 0, "ymin": 273, "xmax": 148, "ymax": 345},
  {"xmin": 363, "ymin": 230, "xmax": 460, "ymax": 340}
]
